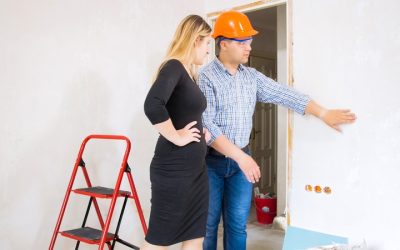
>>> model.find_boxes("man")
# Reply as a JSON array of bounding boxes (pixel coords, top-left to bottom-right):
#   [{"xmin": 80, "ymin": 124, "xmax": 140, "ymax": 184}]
[{"xmin": 198, "ymin": 10, "xmax": 356, "ymax": 250}]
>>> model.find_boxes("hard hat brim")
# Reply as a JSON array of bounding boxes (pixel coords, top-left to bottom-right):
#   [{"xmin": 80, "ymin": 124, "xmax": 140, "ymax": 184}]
[{"xmin": 212, "ymin": 29, "xmax": 259, "ymax": 39}]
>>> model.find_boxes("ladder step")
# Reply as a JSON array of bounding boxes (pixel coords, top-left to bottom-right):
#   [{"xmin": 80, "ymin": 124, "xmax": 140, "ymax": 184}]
[
  {"xmin": 73, "ymin": 186, "xmax": 131, "ymax": 198},
  {"xmin": 60, "ymin": 227, "xmax": 114, "ymax": 244}
]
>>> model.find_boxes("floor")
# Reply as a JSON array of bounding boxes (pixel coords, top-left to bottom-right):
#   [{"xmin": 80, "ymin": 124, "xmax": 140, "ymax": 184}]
[{"xmin": 170, "ymin": 205, "xmax": 285, "ymax": 250}]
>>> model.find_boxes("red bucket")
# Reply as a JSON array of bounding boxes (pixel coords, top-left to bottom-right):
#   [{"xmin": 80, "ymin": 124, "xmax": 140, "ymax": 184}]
[{"xmin": 254, "ymin": 197, "xmax": 277, "ymax": 224}]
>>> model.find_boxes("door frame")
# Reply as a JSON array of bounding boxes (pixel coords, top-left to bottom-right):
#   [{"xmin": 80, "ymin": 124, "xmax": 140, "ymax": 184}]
[{"xmin": 206, "ymin": 0, "xmax": 294, "ymax": 225}]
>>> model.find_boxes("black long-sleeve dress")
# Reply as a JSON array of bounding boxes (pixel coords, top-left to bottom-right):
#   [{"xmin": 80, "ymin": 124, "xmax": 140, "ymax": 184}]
[{"xmin": 143, "ymin": 59, "xmax": 208, "ymax": 245}]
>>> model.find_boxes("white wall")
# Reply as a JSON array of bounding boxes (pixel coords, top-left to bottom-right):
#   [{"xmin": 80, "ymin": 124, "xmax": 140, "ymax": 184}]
[
  {"xmin": 290, "ymin": 0, "xmax": 400, "ymax": 249},
  {"xmin": 0, "ymin": 0, "xmax": 204, "ymax": 249}
]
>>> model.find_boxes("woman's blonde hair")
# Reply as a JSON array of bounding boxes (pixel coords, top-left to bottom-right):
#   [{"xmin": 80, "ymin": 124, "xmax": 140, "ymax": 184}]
[{"xmin": 154, "ymin": 15, "xmax": 211, "ymax": 81}]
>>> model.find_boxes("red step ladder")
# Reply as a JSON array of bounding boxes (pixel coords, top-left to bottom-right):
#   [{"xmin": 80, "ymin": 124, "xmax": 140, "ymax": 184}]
[{"xmin": 49, "ymin": 134, "xmax": 147, "ymax": 250}]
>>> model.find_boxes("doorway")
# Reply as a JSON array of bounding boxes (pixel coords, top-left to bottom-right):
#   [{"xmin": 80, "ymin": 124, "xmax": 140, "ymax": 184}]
[
  {"xmin": 246, "ymin": 5, "xmax": 288, "ymax": 250},
  {"xmin": 246, "ymin": 2, "xmax": 289, "ymax": 216},
  {"xmin": 247, "ymin": 6, "xmax": 279, "ymax": 197}
]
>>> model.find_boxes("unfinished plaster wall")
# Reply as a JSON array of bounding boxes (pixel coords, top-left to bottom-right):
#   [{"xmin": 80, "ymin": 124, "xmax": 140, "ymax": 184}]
[
  {"xmin": 0, "ymin": 0, "xmax": 204, "ymax": 249},
  {"xmin": 290, "ymin": 0, "xmax": 400, "ymax": 248}
]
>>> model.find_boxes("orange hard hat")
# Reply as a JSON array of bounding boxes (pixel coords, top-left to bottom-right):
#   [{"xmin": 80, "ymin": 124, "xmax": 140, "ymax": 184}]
[{"xmin": 212, "ymin": 10, "xmax": 258, "ymax": 39}]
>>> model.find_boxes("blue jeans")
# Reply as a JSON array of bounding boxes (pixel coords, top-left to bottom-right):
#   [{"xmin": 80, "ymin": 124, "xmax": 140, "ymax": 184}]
[{"xmin": 203, "ymin": 151, "xmax": 253, "ymax": 250}]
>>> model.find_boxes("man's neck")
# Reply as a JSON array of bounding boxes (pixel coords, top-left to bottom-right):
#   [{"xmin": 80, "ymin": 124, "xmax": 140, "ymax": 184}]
[{"xmin": 218, "ymin": 54, "xmax": 240, "ymax": 75}]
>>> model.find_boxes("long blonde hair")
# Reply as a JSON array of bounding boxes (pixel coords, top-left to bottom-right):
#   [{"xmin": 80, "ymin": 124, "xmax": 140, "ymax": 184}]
[{"xmin": 154, "ymin": 15, "xmax": 211, "ymax": 81}]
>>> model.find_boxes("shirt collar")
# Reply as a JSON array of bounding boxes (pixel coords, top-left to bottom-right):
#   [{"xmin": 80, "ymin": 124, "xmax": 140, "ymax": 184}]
[{"xmin": 213, "ymin": 57, "xmax": 245, "ymax": 76}]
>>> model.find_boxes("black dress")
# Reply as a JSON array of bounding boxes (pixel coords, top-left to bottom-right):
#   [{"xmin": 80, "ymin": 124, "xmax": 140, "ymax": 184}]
[{"xmin": 143, "ymin": 59, "xmax": 208, "ymax": 246}]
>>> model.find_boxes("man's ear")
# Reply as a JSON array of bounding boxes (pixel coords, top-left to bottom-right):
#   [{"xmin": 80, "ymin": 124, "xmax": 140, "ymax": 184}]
[{"xmin": 219, "ymin": 40, "xmax": 227, "ymax": 51}]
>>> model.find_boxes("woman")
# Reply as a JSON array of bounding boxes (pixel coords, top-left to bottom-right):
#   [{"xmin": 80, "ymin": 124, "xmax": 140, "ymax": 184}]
[{"xmin": 142, "ymin": 15, "xmax": 212, "ymax": 250}]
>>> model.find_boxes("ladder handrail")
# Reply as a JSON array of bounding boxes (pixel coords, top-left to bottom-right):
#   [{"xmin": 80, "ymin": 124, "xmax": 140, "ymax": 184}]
[{"xmin": 78, "ymin": 134, "xmax": 131, "ymax": 164}]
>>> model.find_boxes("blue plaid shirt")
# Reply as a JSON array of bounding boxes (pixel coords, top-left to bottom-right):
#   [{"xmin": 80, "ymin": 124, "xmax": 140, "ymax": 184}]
[{"xmin": 198, "ymin": 58, "xmax": 311, "ymax": 148}]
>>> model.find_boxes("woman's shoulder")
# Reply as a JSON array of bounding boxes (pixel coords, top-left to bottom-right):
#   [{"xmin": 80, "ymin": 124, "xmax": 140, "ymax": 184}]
[
  {"xmin": 157, "ymin": 59, "xmax": 186, "ymax": 80},
  {"xmin": 162, "ymin": 58, "xmax": 185, "ymax": 71}
]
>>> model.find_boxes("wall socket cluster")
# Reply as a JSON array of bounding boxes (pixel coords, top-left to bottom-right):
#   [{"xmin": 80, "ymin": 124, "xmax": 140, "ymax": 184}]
[{"xmin": 305, "ymin": 185, "xmax": 331, "ymax": 194}]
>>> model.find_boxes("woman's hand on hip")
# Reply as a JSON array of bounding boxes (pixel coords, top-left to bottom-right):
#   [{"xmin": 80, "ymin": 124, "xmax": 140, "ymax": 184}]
[{"xmin": 175, "ymin": 121, "xmax": 201, "ymax": 146}]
